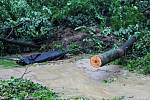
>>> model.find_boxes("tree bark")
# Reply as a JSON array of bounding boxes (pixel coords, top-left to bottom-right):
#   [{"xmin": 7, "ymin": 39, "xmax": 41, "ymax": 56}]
[
  {"xmin": 90, "ymin": 35, "xmax": 138, "ymax": 69},
  {"xmin": 0, "ymin": 38, "xmax": 40, "ymax": 48}
]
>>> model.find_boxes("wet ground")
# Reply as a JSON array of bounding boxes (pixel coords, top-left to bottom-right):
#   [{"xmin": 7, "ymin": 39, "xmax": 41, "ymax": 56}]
[{"xmin": 0, "ymin": 57, "xmax": 150, "ymax": 99}]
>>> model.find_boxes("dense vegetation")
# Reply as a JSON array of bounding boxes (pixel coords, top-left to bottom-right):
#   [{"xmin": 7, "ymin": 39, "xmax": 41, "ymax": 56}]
[
  {"xmin": 0, "ymin": 0, "xmax": 149, "ymax": 99},
  {"xmin": 0, "ymin": 0, "xmax": 150, "ymax": 74},
  {"xmin": 0, "ymin": 77, "xmax": 57, "ymax": 99},
  {"xmin": 0, "ymin": 0, "xmax": 149, "ymax": 71}
]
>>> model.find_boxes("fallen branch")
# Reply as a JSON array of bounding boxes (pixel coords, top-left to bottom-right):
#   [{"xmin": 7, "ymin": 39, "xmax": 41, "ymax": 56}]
[
  {"xmin": 90, "ymin": 34, "xmax": 138, "ymax": 69},
  {"xmin": 20, "ymin": 66, "xmax": 31, "ymax": 79},
  {"xmin": 0, "ymin": 37, "xmax": 40, "ymax": 48},
  {"xmin": 5, "ymin": 28, "xmax": 14, "ymax": 39}
]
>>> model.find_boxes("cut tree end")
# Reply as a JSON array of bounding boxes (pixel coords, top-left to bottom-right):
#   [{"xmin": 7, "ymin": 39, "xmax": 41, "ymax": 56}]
[{"xmin": 90, "ymin": 55, "xmax": 102, "ymax": 69}]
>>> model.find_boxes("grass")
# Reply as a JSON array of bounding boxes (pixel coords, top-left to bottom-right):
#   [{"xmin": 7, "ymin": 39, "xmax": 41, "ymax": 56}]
[{"xmin": 0, "ymin": 59, "xmax": 18, "ymax": 69}]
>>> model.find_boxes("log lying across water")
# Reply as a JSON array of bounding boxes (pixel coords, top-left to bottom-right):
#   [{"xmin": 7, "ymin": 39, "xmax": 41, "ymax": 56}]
[{"xmin": 90, "ymin": 34, "xmax": 138, "ymax": 69}]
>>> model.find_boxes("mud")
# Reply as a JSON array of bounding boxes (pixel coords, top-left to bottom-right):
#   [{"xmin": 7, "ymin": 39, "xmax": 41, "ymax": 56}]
[{"xmin": 0, "ymin": 58, "xmax": 150, "ymax": 99}]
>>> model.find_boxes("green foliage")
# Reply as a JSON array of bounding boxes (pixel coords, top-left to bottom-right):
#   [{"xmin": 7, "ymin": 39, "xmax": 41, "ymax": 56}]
[
  {"xmin": 75, "ymin": 26, "xmax": 106, "ymax": 54},
  {"xmin": 103, "ymin": 25, "xmax": 150, "ymax": 74},
  {"xmin": 0, "ymin": 0, "xmax": 30, "ymax": 21},
  {"xmin": 73, "ymin": 96, "xmax": 87, "ymax": 100},
  {"xmin": 51, "ymin": 0, "xmax": 106, "ymax": 26},
  {"xmin": 1, "ymin": 16, "xmax": 53, "ymax": 40},
  {"xmin": 63, "ymin": 14, "xmax": 98, "ymax": 27},
  {"xmin": 0, "ymin": 59, "xmax": 17, "ymax": 68},
  {"xmin": 0, "ymin": 77, "xmax": 57, "ymax": 99},
  {"xmin": 51, "ymin": 42, "xmax": 65, "ymax": 51},
  {"xmin": 133, "ymin": 29, "xmax": 150, "ymax": 56},
  {"xmin": 102, "ymin": 97, "xmax": 123, "ymax": 100},
  {"xmin": 0, "ymin": 0, "xmax": 53, "ymax": 40},
  {"xmin": 127, "ymin": 53, "xmax": 150, "ymax": 75},
  {"xmin": 82, "ymin": 35, "xmax": 104, "ymax": 54},
  {"xmin": 0, "ymin": 0, "xmax": 106, "ymax": 41},
  {"xmin": 0, "ymin": 0, "xmax": 54, "ymax": 54},
  {"xmin": 0, "ymin": 0, "xmax": 149, "ymax": 74},
  {"xmin": 51, "ymin": 0, "xmax": 91, "ymax": 20},
  {"xmin": 116, "ymin": 52, "xmax": 150, "ymax": 75},
  {"xmin": 67, "ymin": 42, "xmax": 82, "ymax": 54},
  {"xmin": 102, "ymin": 25, "xmax": 150, "ymax": 56},
  {"xmin": 111, "ymin": 0, "xmax": 145, "ymax": 30}
]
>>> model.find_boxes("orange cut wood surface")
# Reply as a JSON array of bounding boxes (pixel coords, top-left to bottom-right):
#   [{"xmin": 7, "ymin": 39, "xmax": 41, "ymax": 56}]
[{"xmin": 90, "ymin": 55, "xmax": 102, "ymax": 69}]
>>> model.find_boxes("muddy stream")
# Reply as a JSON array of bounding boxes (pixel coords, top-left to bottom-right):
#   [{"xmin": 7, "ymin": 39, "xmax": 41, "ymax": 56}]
[{"xmin": 0, "ymin": 56, "xmax": 150, "ymax": 99}]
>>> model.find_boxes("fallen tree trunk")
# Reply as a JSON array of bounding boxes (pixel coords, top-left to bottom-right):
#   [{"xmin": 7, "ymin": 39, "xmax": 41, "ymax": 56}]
[
  {"xmin": 90, "ymin": 34, "xmax": 138, "ymax": 69},
  {"xmin": 0, "ymin": 38, "xmax": 40, "ymax": 48}
]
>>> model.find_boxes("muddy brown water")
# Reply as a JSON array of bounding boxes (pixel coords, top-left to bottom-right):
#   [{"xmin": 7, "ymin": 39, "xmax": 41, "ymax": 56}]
[{"xmin": 0, "ymin": 57, "xmax": 150, "ymax": 99}]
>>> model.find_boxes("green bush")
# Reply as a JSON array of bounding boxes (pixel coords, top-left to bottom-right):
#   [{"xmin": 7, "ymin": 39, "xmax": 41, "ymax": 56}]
[
  {"xmin": 0, "ymin": 77, "xmax": 57, "ymax": 99},
  {"xmin": 102, "ymin": 25, "xmax": 150, "ymax": 56},
  {"xmin": 111, "ymin": 0, "xmax": 145, "ymax": 30},
  {"xmin": 51, "ymin": 0, "xmax": 110, "ymax": 26},
  {"xmin": 2, "ymin": 17, "xmax": 53, "ymax": 40},
  {"xmin": 133, "ymin": 29, "xmax": 150, "ymax": 56},
  {"xmin": 62, "ymin": 14, "xmax": 98, "ymax": 28},
  {"xmin": 0, "ymin": 0, "xmax": 54, "ymax": 40},
  {"xmin": 127, "ymin": 53, "xmax": 150, "ymax": 75}
]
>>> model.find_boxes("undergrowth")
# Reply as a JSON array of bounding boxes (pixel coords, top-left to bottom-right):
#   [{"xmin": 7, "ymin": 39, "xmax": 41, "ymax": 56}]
[
  {"xmin": 0, "ymin": 0, "xmax": 149, "ymax": 99},
  {"xmin": 0, "ymin": 77, "xmax": 58, "ymax": 99},
  {"xmin": 0, "ymin": 0, "xmax": 149, "ymax": 74},
  {"xmin": 122, "ymin": 53, "xmax": 150, "ymax": 75}
]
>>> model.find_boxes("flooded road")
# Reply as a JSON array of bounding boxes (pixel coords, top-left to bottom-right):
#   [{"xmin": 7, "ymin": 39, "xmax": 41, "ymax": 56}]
[{"xmin": 0, "ymin": 57, "xmax": 150, "ymax": 99}]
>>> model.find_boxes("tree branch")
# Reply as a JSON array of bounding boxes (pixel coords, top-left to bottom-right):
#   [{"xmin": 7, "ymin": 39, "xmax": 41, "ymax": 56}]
[{"xmin": 0, "ymin": 37, "xmax": 40, "ymax": 48}]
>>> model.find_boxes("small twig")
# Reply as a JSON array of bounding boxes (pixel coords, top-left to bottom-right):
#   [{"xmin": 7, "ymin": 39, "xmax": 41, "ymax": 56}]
[
  {"xmin": 20, "ymin": 66, "xmax": 31, "ymax": 79},
  {"xmin": 99, "ymin": 69, "xmax": 121, "ymax": 73},
  {"xmin": 5, "ymin": 27, "xmax": 13, "ymax": 39},
  {"xmin": 88, "ymin": 68, "xmax": 121, "ymax": 74},
  {"xmin": 143, "ymin": 7, "xmax": 150, "ymax": 13}
]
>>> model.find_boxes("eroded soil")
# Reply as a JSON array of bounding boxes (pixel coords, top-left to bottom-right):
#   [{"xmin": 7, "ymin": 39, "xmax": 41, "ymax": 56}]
[{"xmin": 0, "ymin": 57, "xmax": 150, "ymax": 100}]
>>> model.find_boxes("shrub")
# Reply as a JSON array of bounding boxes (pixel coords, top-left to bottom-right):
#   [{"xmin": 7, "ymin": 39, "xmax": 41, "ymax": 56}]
[
  {"xmin": 0, "ymin": 77, "xmax": 57, "ymax": 99},
  {"xmin": 62, "ymin": 14, "xmax": 98, "ymax": 28},
  {"xmin": 127, "ymin": 53, "xmax": 150, "ymax": 75},
  {"xmin": 132, "ymin": 29, "xmax": 150, "ymax": 56},
  {"xmin": 111, "ymin": 0, "xmax": 145, "ymax": 30},
  {"xmin": 51, "ymin": 0, "xmax": 107, "ymax": 27}
]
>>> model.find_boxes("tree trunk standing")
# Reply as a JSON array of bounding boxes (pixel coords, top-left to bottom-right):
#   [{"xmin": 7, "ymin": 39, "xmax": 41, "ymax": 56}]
[{"xmin": 90, "ymin": 35, "xmax": 138, "ymax": 69}]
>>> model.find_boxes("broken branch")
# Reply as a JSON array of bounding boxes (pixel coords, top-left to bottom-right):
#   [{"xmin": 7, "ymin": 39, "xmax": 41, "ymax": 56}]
[{"xmin": 0, "ymin": 37, "xmax": 40, "ymax": 48}]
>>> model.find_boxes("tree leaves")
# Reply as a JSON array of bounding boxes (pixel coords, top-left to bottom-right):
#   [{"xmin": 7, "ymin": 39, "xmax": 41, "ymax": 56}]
[{"xmin": 0, "ymin": 77, "xmax": 57, "ymax": 99}]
